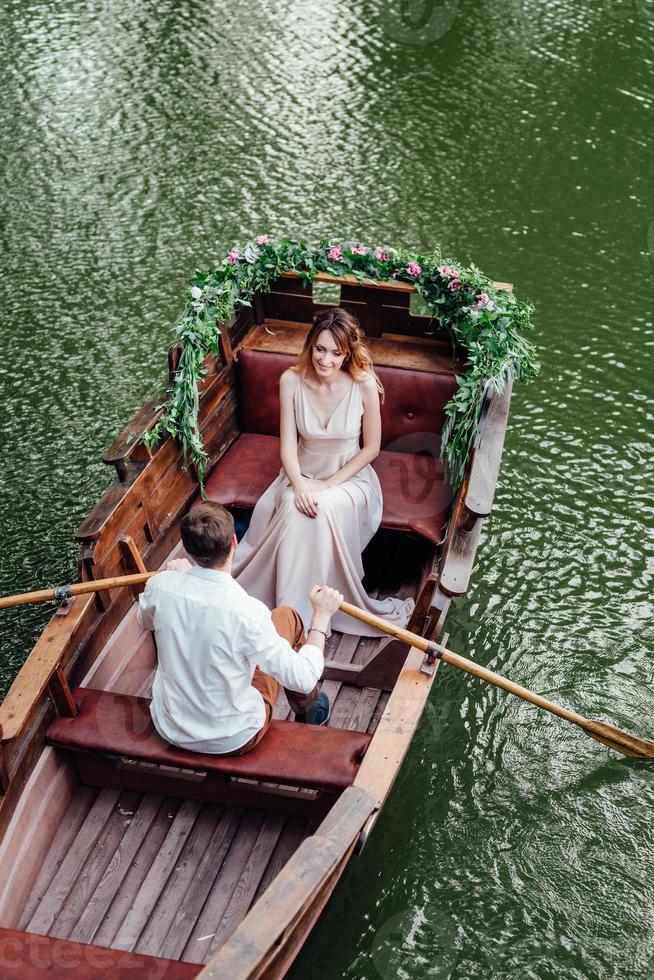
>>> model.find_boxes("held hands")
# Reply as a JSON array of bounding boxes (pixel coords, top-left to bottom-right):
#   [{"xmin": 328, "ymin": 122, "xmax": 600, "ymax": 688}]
[{"xmin": 293, "ymin": 478, "xmax": 329, "ymax": 518}]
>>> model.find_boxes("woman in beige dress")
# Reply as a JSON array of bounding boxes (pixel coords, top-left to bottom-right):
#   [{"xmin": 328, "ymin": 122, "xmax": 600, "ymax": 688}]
[{"xmin": 232, "ymin": 307, "xmax": 414, "ymax": 636}]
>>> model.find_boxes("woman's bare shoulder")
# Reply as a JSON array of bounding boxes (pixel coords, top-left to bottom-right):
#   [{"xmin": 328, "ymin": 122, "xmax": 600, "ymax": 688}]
[
  {"xmin": 279, "ymin": 367, "xmax": 300, "ymax": 392},
  {"xmin": 355, "ymin": 370, "xmax": 378, "ymax": 390}
]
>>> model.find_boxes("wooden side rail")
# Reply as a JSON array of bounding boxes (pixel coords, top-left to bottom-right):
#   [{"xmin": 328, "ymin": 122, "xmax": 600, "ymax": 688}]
[
  {"xmin": 101, "ymin": 308, "xmax": 246, "ymax": 482},
  {"xmin": 437, "ymin": 380, "xmax": 513, "ymax": 599},
  {"xmin": 352, "ymin": 646, "xmax": 439, "ymax": 849},
  {"xmin": 281, "ymin": 270, "xmax": 513, "ymax": 294},
  {"xmin": 0, "ymin": 598, "xmax": 89, "ymax": 749},
  {"xmin": 101, "ymin": 393, "xmax": 161, "ymax": 480},
  {"xmin": 465, "ymin": 379, "xmax": 513, "ymax": 518},
  {"xmin": 198, "ymin": 785, "xmax": 377, "ymax": 979},
  {"xmin": 101, "ymin": 343, "xmax": 212, "ymax": 481},
  {"xmin": 0, "ymin": 726, "xmax": 9, "ymax": 795}
]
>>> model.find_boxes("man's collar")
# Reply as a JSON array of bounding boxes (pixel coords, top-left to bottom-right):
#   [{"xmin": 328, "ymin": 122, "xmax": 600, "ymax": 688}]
[{"xmin": 189, "ymin": 565, "xmax": 236, "ymax": 585}]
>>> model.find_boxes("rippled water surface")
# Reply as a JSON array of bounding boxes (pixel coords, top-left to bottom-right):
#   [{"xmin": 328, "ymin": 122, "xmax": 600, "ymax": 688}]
[{"xmin": 1, "ymin": 1, "xmax": 653, "ymax": 977}]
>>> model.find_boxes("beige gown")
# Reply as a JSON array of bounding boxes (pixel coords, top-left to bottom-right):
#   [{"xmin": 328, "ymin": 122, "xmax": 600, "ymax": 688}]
[{"xmin": 232, "ymin": 371, "xmax": 415, "ymax": 636}]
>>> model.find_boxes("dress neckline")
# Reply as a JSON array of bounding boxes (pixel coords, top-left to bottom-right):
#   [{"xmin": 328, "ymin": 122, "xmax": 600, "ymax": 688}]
[{"xmin": 299, "ymin": 374, "xmax": 355, "ymax": 430}]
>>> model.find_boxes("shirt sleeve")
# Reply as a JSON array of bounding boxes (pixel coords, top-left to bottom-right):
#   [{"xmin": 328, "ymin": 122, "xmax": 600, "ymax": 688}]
[
  {"xmin": 137, "ymin": 583, "xmax": 155, "ymax": 631},
  {"xmin": 248, "ymin": 617, "xmax": 323, "ymax": 693}
]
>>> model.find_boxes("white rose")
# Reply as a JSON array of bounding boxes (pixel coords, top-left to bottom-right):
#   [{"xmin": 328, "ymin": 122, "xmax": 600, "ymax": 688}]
[{"xmin": 191, "ymin": 286, "xmax": 203, "ymax": 300}]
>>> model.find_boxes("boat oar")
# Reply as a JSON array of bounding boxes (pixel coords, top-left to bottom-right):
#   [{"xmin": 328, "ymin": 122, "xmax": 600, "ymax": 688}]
[
  {"xmin": 339, "ymin": 599, "xmax": 654, "ymax": 760},
  {"xmin": 0, "ymin": 572, "xmax": 157, "ymax": 609}
]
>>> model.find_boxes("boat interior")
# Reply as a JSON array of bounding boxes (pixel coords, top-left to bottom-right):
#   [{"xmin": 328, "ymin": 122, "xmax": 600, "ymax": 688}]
[
  {"xmin": 11, "ymin": 534, "xmax": 428, "ymax": 966},
  {"xmin": 0, "ymin": 274, "xmax": 510, "ymax": 973}
]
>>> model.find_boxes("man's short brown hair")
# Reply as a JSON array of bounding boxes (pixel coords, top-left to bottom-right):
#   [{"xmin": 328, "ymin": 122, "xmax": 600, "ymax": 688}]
[{"xmin": 181, "ymin": 502, "xmax": 235, "ymax": 568}]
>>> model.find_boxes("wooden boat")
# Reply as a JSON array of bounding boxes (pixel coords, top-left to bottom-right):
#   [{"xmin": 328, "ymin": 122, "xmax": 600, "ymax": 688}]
[{"xmin": 0, "ymin": 271, "xmax": 513, "ymax": 978}]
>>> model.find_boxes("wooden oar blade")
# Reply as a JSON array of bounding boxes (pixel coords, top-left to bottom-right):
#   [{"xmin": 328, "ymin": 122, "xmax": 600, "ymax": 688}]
[{"xmin": 581, "ymin": 720, "xmax": 654, "ymax": 760}]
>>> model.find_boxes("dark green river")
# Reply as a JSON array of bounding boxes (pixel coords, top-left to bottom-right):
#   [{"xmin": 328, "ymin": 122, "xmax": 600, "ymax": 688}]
[{"xmin": 1, "ymin": 1, "xmax": 653, "ymax": 977}]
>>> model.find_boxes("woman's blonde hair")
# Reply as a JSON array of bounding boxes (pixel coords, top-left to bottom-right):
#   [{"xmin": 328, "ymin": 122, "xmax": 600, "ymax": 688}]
[{"xmin": 295, "ymin": 307, "xmax": 383, "ymax": 395}]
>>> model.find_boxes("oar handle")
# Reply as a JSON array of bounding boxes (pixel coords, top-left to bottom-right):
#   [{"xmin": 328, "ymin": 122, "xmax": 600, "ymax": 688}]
[
  {"xmin": 338, "ymin": 600, "xmax": 591, "ymax": 729},
  {"xmin": 0, "ymin": 572, "xmax": 157, "ymax": 610}
]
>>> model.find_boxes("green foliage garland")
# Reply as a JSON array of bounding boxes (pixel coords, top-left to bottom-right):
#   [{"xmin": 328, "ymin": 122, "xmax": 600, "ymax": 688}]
[{"xmin": 142, "ymin": 237, "xmax": 539, "ymax": 489}]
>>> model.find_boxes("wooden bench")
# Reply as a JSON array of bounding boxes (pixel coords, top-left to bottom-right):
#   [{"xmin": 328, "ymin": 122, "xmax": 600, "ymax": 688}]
[
  {"xmin": 46, "ymin": 688, "xmax": 372, "ymax": 819},
  {"xmin": 201, "ymin": 348, "xmax": 456, "ymax": 545}
]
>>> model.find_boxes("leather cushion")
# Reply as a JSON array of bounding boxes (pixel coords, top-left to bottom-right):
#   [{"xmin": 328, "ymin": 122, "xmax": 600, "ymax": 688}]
[
  {"xmin": 203, "ymin": 432, "xmax": 452, "ymax": 545},
  {"xmin": 47, "ymin": 687, "xmax": 371, "ymax": 793},
  {"xmin": 237, "ymin": 348, "xmax": 458, "ymax": 449}
]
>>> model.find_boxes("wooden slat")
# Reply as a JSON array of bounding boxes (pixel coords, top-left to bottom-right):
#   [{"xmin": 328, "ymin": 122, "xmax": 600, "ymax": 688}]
[
  {"xmin": 112, "ymin": 799, "xmax": 202, "ymax": 951},
  {"xmin": 328, "ymin": 682, "xmax": 361, "ymax": 729},
  {"xmin": 102, "ymin": 392, "xmax": 163, "ymax": 466},
  {"xmin": 181, "ymin": 810, "xmax": 266, "ymax": 963},
  {"xmin": 26, "ymin": 789, "xmax": 121, "ymax": 936},
  {"xmin": 252, "ymin": 816, "xmax": 308, "ymax": 903},
  {"xmin": 18, "ymin": 787, "xmax": 97, "ymax": 929},
  {"xmin": 69, "ymin": 793, "xmax": 163, "ymax": 945},
  {"xmin": 201, "ymin": 811, "xmax": 286, "ymax": 961},
  {"xmin": 136, "ymin": 804, "xmax": 224, "ymax": 957},
  {"xmin": 133, "ymin": 667, "xmax": 157, "ymax": 699},
  {"xmin": 93, "ymin": 797, "xmax": 183, "ymax": 948},
  {"xmin": 346, "ymin": 687, "xmax": 382, "ymax": 733},
  {"xmin": 263, "ymin": 291, "xmax": 315, "ymax": 324},
  {"xmin": 50, "ymin": 791, "xmax": 142, "ymax": 940},
  {"xmin": 197, "ymin": 786, "xmax": 377, "ymax": 980},
  {"xmin": 157, "ymin": 806, "xmax": 243, "ymax": 962},
  {"xmin": 320, "ymin": 633, "xmax": 360, "ymax": 711},
  {"xmin": 368, "ymin": 691, "xmax": 389, "ymax": 734},
  {"xmin": 327, "ymin": 631, "xmax": 382, "ymax": 730}
]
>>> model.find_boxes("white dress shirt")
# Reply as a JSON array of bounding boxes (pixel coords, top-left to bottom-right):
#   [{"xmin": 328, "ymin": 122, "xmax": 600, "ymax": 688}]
[{"xmin": 137, "ymin": 566, "xmax": 323, "ymax": 753}]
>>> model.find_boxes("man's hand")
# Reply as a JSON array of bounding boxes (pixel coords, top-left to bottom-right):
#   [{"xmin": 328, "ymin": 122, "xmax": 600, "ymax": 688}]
[
  {"xmin": 308, "ymin": 585, "xmax": 343, "ymax": 630},
  {"xmin": 165, "ymin": 558, "xmax": 193, "ymax": 573}
]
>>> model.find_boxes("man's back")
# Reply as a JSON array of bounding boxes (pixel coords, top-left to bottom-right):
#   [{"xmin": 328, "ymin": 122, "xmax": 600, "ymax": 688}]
[{"xmin": 138, "ymin": 565, "xmax": 323, "ymax": 754}]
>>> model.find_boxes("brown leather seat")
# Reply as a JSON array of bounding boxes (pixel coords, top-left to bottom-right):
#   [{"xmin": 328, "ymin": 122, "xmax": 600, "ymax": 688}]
[
  {"xmin": 203, "ymin": 432, "xmax": 452, "ymax": 544},
  {"xmin": 46, "ymin": 688, "xmax": 371, "ymax": 793},
  {"xmin": 237, "ymin": 348, "xmax": 458, "ymax": 448}
]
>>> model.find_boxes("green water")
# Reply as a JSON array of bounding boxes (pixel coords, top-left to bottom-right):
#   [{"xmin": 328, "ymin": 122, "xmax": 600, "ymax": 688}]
[{"xmin": 1, "ymin": 1, "xmax": 653, "ymax": 976}]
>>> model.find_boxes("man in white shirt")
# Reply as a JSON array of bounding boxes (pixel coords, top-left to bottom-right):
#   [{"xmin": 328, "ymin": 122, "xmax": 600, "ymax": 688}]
[{"xmin": 137, "ymin": 502, "xmax": 341, "ymax": 755}]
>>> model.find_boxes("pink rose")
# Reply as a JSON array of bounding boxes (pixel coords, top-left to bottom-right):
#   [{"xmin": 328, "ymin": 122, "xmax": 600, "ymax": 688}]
[
  {"xmin": 406, "ymin": 261, "xmax": 422, "ymax": 277},
  {"xmin": 476, "ymin": 292, "xmax": 491, "ymax": 306},
  {"xmin": 255, "ymin": 235, "xmax": 270, "ymax": 246},
  {"xmin": 226, "ymin": 248, "xmax": 241, "ymax": 265},
  {"xmin": 449, "ymin": 279, "xmax": 463, "ymax": 292},
  {"xmin": 327, "ymin": 245, "xmax": 343, "ymax": 261},
  {"xmin": 438, "ymin": 264, "xmax": 459, "ymax": 279},
  {"xmin": 351, "ymin": 244, "xmax": 366, "ymax": 255},
  {"xmin": 374, "ymin": 247, "xmax": 389, "ymax": 262}
]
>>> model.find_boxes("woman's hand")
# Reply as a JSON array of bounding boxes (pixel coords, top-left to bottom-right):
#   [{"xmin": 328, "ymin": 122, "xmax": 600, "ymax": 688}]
[{"xmin": 293, "ymin": 479, "xmax": 328, "ymax": 518}]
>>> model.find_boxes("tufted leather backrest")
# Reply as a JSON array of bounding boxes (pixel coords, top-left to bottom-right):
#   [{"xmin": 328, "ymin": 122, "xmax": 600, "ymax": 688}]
[{"xmin": 237, "ymin": 348, "xmax": 458, "ymax": 450}]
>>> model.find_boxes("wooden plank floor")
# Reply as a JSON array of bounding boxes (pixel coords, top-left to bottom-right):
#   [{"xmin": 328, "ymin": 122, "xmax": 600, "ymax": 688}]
[{"xmin": 18, "ymin": 662, "xmax": 390, "ymax": 965}]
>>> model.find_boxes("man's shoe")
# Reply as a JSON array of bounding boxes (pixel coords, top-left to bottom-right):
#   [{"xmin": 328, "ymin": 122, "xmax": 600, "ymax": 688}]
[{"xmin": 295, "ymin": 692, "xmax": 331, "ymax": 726}]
